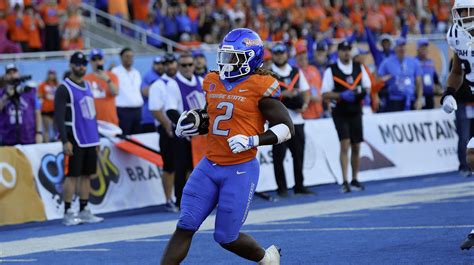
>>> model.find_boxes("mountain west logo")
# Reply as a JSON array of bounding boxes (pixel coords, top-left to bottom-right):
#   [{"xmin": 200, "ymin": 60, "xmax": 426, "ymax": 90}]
[
  {"xmin": 359, "ymin": 141, "xmax": 395, "ymax": 171},
  {"xmin": 38, "ymin": 146, "xmax": 119, "ymax": 205}
]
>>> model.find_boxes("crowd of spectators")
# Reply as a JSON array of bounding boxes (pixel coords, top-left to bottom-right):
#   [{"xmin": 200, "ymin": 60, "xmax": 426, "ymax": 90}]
[{"xmin": 0, "ymin": 0, "xmax": 84, "ymax": 53}]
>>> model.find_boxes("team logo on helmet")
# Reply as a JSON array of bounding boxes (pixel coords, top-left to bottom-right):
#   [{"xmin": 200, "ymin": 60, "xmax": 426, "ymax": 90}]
[{"xmin": 243, "ymin": 38, "xmax": 262, "ymax": 47}]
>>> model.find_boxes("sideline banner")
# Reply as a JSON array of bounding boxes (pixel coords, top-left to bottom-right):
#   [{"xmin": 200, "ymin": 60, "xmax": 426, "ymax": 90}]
[
  {"xmin": 0, "ymin": 147, "xmax": 46, "ymax": 225},
  {"xmin": 256, "ymin": 109, "xmax": 459, "ymax": 189},
  {"xmin": 17, "ymin": 134, "xmax": 166, "ymax": 220}
]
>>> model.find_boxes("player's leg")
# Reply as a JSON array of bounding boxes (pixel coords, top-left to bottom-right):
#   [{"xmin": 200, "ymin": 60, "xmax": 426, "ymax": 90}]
[
  {"xmin": 161, "ymin": 158, "xmax": 219, "ymax": 265},
  {"xmin": 214, "ymin": 159, "xmax": 279, "ymax": 263}
]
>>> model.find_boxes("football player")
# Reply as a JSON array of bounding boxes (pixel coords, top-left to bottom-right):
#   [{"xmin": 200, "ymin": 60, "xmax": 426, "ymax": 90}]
[
  {"xmin": 442, "ymin": 0, "xmax": 474, "ymax": 250},
  {"xmin": 160, "ymin": 28, "xmax": 293, "ymax": 264}
]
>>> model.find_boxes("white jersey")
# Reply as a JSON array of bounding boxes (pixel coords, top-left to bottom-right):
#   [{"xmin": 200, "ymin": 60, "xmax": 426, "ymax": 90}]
[{"xmin": 447, "ymin": 24, "xmax": 474, "ymax": 85}]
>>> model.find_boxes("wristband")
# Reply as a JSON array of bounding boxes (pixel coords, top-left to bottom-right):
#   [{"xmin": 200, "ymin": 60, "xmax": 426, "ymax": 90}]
[{"xmin": 440, "ymin": 87, "xmax": 456, "ymax": 104}]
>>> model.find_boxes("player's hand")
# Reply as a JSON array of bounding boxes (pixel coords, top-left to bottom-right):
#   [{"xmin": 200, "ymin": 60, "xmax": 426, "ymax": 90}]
[
  {"xmin": 63, "ymin": 141, "xmax": 73, "ymax": 156},
  {"xmin": 442, "ymin": 95, "xmax": 457, "ymax": 113},
  {"xmin": 175, "ymin": 111, "xmax": 199, "ymax": 138},
  {"xmin": 227, "ymin": 134, "xmax": 257, "ymax": 154}
]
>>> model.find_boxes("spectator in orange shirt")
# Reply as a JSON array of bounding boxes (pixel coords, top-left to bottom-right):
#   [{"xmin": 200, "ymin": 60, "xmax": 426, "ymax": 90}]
[
  {"xmin": 38, "ymin": 69, "xmax": 59, "ymax": 142},
  {"xmin": 7, "ymin": 4, "xmax": 28, "ymax": 51},
  {"xmin": 108, "ymin": 0, "xmax": 129, "ymax": 20},
  {"xmin": 40, "ymin": 0, "xmax": 64, "ymax": 51},
  {"xmin": 296, "ymin": 43, "xmax": 323, "ymax": 119},
  {"xmin": 132, "ymin": 0, "xmax": 150, "ymax": 23},
  {"xmin": 83, "ymin": 48, "xmax": 120, "ymax": 126},
  {"xmin": 23, "ymin": 6, "xmax": 44, "ymax": 52}
]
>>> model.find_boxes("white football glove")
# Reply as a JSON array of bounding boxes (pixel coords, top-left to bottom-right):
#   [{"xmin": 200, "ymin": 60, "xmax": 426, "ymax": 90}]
[
  {"xmin": 442, "ymin": 95, "xmax": 458, "ymax": 113},
  {"xmin": 227, "ymin": 134, "xmax": 259, "ymax": 154},
  {"xmin": 175, "ymin": 111, "xmax": 199, "ymax": 138}
]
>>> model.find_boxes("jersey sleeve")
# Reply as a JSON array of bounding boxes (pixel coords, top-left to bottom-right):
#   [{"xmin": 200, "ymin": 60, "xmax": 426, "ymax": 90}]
[{"xmin": 261, "ymin": 76, "xmax": 281, "ymax": 99}]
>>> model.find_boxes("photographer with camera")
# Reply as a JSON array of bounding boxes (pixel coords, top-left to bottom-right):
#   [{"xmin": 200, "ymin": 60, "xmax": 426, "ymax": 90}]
[
  {"xmin": 0, "ymin": 63, "xmax": 43, "ymax": 146},
  {"xmin": 270, "ymin": 42, "xmax": 312, "ymax": 197}
]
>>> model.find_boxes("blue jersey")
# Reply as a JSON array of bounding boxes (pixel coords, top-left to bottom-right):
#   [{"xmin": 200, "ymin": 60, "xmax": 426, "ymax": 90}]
[
  {"xmin": 378, "ymin": 55, "xmax": 422, "ymax": 102},
  {"xmin": 141, "ymin": 69, "xmax": 161, "ymax": 125}
]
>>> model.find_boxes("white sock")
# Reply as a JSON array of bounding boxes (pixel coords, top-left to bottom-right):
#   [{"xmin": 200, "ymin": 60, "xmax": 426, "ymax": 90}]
[{"xmin": 258, "ymin": 248, "xmax": 269, "ymax": 264}]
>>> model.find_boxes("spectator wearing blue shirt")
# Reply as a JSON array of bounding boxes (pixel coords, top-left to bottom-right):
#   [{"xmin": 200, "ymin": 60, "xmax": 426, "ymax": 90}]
[
  {"xmin": 365, "ymin": 22, "xmax": 408, "ymax": 68},
  {"xmin": 415, "ymin": 39, "xmax": 442, "ymax": 110},
  {"xmin": 176, "ymin": 5, "xmax": 192, "ymax": 34},
  {"xmin": 162, "ymin": 5, "xmax": 180, "ymax": 42},
  {"xmin": 377, "ymin": 37, "xmax": 423, "ymax": 112},
  {"xmin": 139, "ymin": 12, "xmax": 162, "ymax": 48},
  {"xmin": 141, "ymin": 56, "xmax": 165, "ymax": 133}
]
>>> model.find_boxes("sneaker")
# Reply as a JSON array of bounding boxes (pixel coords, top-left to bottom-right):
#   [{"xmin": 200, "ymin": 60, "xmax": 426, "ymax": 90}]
[
  {"xmin": 341, "ymin": 182, "xmax": 351, "ymax": 193},
  {"xmin": 78, "ymin": 207, "xmax": 104, "ymax": 223},
  {"xmin": 459, "ymin": 170, "xmax": 472, "ymax": 177},
  {"xmin": 461, "ymin": 232, "xmax": 474, "ymax": 250},
  {"xmin": 294, "ymin": 187, "xmax": 315, "ymax": 195},
  {"xmin": 258, "ymin": 245, "xmax": 281, "ymax": 265},
  {"xmin": 63, "ymin": 209, "xmax": 82, "ymax": 226},
  {"xmin": 350, "ymin": 179, "xmax": 365, "ymax": 191},
  {"xmin": 165, "ymin": 201, "xmax": 179, "ymax": 213}
]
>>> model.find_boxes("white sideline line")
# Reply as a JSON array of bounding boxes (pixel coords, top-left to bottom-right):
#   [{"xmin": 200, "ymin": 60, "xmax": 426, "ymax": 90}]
[
  {"xmin": 125, "ymin": 239, "xmax": 169, "ymax": 242},
  {"xmin": 255, "ymin": 221, "xmax": 311, "ymax": 225},
  {"xmin": 238, "ymin": 225, "xmax": 474, "ymax": 233},
  {"xmin": 373, "ymin": 206, "xmax": 420, "ymax": 210},
  {"xmin": 318, "ymin": 213, "xmax": 369, "ymax": 218},
  {"xmin": 54, "ymin": 248, "xmax": 110, "ymax": 252},
  {"xmin": 0, "ymin": 259, "xmax": 37, "ymax": 263},
  {"xmin": 1, "ymin": 182, "xmax": 474, "ymax": 257}
]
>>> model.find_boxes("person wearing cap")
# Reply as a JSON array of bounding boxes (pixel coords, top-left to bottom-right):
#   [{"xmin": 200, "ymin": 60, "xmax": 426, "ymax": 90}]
[
  {"xmin": 192, "ymin": 50, "xmax": 208, "ymax": 78},
  {"xmin": 365, "ymin": 22, "xmax": 408, "ymax": 68},
  {"xmin": 415, "ymin": 39, "xmax": 442, "ymax": 109},
  {"xmin": 377, "ymin": 37, "xmax": 423, "ymax": 112},
  {"xmin": 84, "ymin": 48, "xmax": 119, "ymax": 126},
  {"xmin": 54, "ymin": 51, "xmax": 103, "ymax": 226},
  {"xmin": 112, "ymin": 47, "xmax": 143, "ymax": 135},
  {"xmin": 270, "ymin": 42, "xmax": 312, "ymax": 197},
  {"xmin": 322, "ymin": 41, "xmax": 372, "ymax": 193},
  {"xmin": 312, "ymin": 42, "xmax": 330, "ymax": 77},
  {"xmin": 148, "ymin": 53, "xmax": 180, "ymax": 212},
  {"xmin": 0, "ymin": 63, "xmax": 43, "ymax": 146},
  {"xmin": 295, "ymin": 43, "xmax": 323, "ymax": 119},
  {"xmin": 140, "ymin": 55, "xmax": 165, "ymax": 133},
  {"xmin": 165, "ymin": 51, "xmax": 205, "ymax": 208},
  {"xmin": 38, "ymin": 69, "xmax": 59, "ymax": 142}
]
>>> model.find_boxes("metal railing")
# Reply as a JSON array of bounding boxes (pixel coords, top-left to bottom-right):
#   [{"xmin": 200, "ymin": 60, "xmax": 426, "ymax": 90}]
[
  {"xmin": 0, "ymin": 48, "xmax": 123, "ymax": 61},
  {"xmin": 80, "ymin": 3, "xmax": 189, "ymax": 53}
]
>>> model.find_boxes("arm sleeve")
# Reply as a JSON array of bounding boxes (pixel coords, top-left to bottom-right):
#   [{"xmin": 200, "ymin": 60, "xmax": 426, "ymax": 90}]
[
  {"xmin": 53, "ymin": 85, "xmax": 69, "ymax": 143},
  {"xmin": 365, "ymin": 26, "xmax": 382, "ymax": 67},
  {"xmin": 262, "ymin": 78, "xmax": 281, "ymax": 99},
  {"xmin": 433, "ymin": 71, "xmax": 440, "ymax": 85},
  {"xmin": 298, "ymin": 70, "xmax": 310, "ymax": 91},
  {"xmin": 165, "ymin": 80, "xmax": 182, "ymax": 112},
  {"xmin": 321, "ymin": 68, "xmax": 335, "ymax": 94},
  {"xmin": 377, "ymin": 60, "xmax": 387, "ymax": 76}
]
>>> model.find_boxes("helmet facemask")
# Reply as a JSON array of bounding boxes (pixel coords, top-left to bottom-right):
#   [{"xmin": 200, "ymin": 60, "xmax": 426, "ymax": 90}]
[
  {"xmin": 217, "ymin": 45, "xmax": 255, "ymax": 80},
  {"xmin": 453, "ymin": 7, "xmax": 474, "ymax": 38}
]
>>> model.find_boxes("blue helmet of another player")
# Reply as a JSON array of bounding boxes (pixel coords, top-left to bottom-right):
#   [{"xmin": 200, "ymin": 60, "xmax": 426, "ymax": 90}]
[{"xmin": 217, "ymin": 28, "xmax": 264, "ymax": 80}]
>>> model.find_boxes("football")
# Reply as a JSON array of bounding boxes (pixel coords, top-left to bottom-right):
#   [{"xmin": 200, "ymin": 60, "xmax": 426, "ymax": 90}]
[{"xmin": 180, "ymin": 109, "xmax": 210, "ymax": 134}]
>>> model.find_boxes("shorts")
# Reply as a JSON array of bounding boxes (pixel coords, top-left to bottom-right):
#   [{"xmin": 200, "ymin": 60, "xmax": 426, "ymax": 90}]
[
  {"xmin": 157, "ymin": 125, "xmax": 176, "ymax": 173},
  {"xmin": 65, "ymin": 138, "xmax": 98, "ymax": 177},
  {"xmin": 177, "ymin": 157, "xmax": 259, "ymax": 244},
  {"xmin": 332, "ymin": 113, "xmax": 363, "ymax": 144}
]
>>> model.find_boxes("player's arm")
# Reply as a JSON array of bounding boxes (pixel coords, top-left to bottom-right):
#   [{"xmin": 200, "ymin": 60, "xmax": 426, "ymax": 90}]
[
  {"xmin": 227, "ymin": 97, "xmax": 294, "ymax": 154},
  {"xmin": 441, "ymin": 54, "xmax": 464, "ymax": 113}
]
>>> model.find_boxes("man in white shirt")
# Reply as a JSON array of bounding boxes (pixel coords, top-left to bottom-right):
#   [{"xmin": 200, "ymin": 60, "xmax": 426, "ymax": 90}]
[
  {"xmin": 321, "ymin": 41, "xmax": 371, "ymax": 193},
  {"xmin": 270, "ymin": 42, "xmax": 312, "ymax": 197},
  {"xmin": 112, "ymin": 47, "xmax": 143, "ymax": 135}
]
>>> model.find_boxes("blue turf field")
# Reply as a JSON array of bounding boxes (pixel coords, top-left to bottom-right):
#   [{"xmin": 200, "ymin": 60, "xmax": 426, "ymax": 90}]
[{"xmin": 1, "ymin": 172, "xmax": 474, "ymax": 265}]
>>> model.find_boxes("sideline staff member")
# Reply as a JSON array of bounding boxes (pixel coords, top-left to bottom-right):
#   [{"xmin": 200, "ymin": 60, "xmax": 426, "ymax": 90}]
[
  {"xmin": 322, "ymin": 41, "xmax": 371, "ymax": 193},
  {"xmin": 54, "ymin": 52, "xmax": 103, "ymax": 226}
]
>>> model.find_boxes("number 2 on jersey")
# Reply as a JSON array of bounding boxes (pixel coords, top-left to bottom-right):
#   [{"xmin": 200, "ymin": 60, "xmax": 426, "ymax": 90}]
[{"xmin": 212, "ymin": 102, "xmax": 234, "ymax": 136}]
